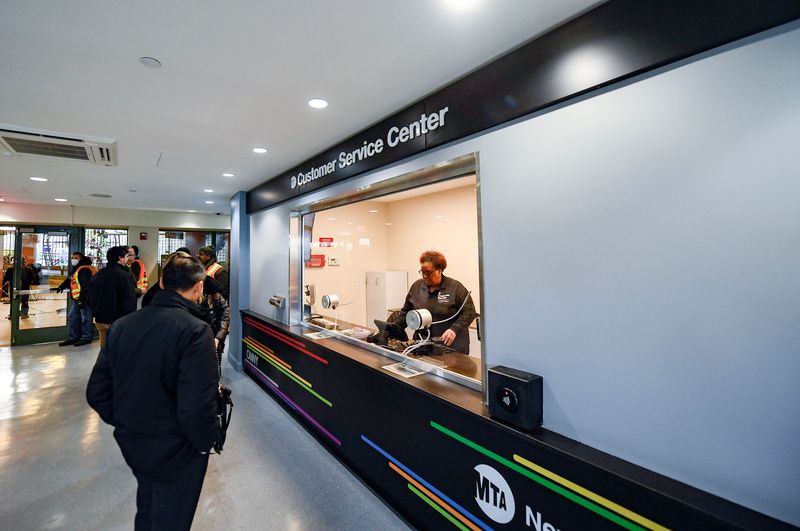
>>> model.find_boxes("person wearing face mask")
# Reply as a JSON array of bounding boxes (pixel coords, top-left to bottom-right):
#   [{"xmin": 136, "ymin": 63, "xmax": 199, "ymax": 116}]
[{"xmin": 56, "ymin": 252, "xmax": 97, "ymax": 346}]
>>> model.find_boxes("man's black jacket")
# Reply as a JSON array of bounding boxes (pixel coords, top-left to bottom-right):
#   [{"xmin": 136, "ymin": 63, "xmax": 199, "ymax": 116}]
[
  {"xmin": 89, "ymin": 262, "xmax": 136, "ymax": 324},
  {"xmin": 86, "ymin": 289, "xmax": 219, "ymax": 480}
]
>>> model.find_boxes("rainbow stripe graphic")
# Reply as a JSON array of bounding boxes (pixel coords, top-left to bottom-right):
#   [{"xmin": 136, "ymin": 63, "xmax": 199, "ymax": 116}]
[
  {"xmin": 361, "ymin": 435, "xmax": 493, "ymax": 531},
  {"xmin": 244, "ymin": 316, "xmax": 328, "ymax": 364},
  {"xmin": 244, "ymin": 359, "xmax": 341, "ymax": 446},
  {"xmin": 243, "ymin": 336, "xmax": 332, "ymax": 407},
  {"xmin": 430, "ymin": 421, "xmax": 669, "ymax": 531}
]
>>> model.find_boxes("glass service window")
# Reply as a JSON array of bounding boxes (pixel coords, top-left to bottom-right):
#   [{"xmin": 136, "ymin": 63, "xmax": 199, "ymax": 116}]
[{"xmin": 296, "ymin": 157, "xmax": 482, "ymax": 389}]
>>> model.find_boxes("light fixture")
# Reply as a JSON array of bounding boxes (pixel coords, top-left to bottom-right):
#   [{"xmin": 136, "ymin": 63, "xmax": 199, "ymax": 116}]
[
  {"xmin": 368, "ymin": 209, "xmax": 379, "ymax": 213},
  {"xmin": 252, "ymin": 147, "xmax": 268, "ymax": 154},
  {"xmin": 205, "ymin": 200, "xmax": 214, "ymax": 204},
  {"xmin": 30, "ymin": 176, "xmax": 48, "ymax": 182},
  {"xmin": 385, "ymin": 222, "xmax": 392, "ymax": 226},
  {"xmin": 203, "ymin": 189, "xmax": 214, "ymax": 193},
  {"xmin": 406, "ymin": 309, "xmax": 433, "ymax": 331},
  {"xmin": 139, "ymin": 56, "xmax": 162, "ymax": 68},
  {"xmin": 54, "ymin": 198, "xmax": 68, "ymax": 202},
  {"xmin": 308, "ymin": 98, "xmax": 328, "ymax": 109},
  {"xmin": 321, "ymin": 294, "xmax": 339, "ymax": 310},
  {"xmin": 327, "ymin": 217, "xmax": 336, "ymax": 221},
  {"xmin": 222, "ymin": 173, "xmax": 235, "ymax": 177},
  {"xmin": 444, "ymin": 0, "xmax": 480, "ymax": 11},
  {"xmin": 0, "ymin": 198, "xmax": 5, "ymax": 202},
  {"xmin": 90, "ymin": 193, "xmax": 112, "ymax": 198}
]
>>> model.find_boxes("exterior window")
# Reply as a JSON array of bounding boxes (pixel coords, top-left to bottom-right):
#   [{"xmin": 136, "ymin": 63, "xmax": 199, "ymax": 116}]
[{"xmin": 84, "ymin": 228, "xmax": 128, "ymax": 269}]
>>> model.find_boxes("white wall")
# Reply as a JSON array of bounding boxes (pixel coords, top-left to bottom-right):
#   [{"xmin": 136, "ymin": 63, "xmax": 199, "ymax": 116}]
[{"xmin": 246, "ymin": 24, "xmax": 800, "ymax": 524}]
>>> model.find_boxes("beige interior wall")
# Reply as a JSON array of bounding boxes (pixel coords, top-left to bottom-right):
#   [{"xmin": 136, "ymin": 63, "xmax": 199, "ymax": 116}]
[
  {"xmin": 303, "ymin": 184, "xmax": 480, "ymax": 328},
  {"xmin": 303, "ymin": 200, "xmax": 389, "ymax": 325},
  {"xmin": 387, "ymin": 184, "xmax": 480, "ymax": 311}
]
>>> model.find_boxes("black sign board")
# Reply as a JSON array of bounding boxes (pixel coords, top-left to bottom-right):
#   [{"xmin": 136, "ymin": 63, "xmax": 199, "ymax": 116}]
[{"xmin": 247, "ymin": 0, "xmax": 800, "ymax": 213}]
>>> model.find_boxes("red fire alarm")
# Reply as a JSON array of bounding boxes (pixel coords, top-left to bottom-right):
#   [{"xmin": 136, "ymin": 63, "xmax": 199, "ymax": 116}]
[{"xmin": 139, "ymin": 232, "xmax": 148, "ymax": 240}]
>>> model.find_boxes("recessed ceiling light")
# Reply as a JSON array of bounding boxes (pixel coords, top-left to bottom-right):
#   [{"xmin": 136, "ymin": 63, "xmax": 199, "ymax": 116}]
[
  {"xmin": 327, "ymin": 217, "xmax": 336, "ymax": 221},
  {"xmin": 205, "ymin": 201, "xmax": 214, "ymax": 204},
  {"xmin": 308, "ymin": 98, "xmax": 328, "ymax": 109},
  {"xmin": 187, "ymin": 210, "xmax": 197, "ymax": 213},
  {"xmin": 435, "ymin": 215, "xmax": 444, "ymax": 219},
  {"xmin": 444, "ymin": 0, "xmax": 480, "ymax": 11},
  {"xmin": 0, "ymin": 198, "xmax": 5, "ymax": 202},
  {"xmin": 139, "ymin": 56, "xmax": 162, "ymax": 68},
  {"xmin": 222, "ymin": 173, "xmax": 235, "ymax": 177},
  {"xmin": 252, "ymin": 147, "xmax": 268, "ymax": 154},
  {"xmin": 30, "ymin": 176, "xmax": 48, "ymax": 182},
  {"xmin": 385, "ymin": 222, "xmax": 392, "ymax": 226},
  {"xmin": 203, "ymin": 189, "xmax": 214, "ymax": 193},
  {"xmin": 368, "ymin": 209, "xmax": 379, "ymax": 213},
  {"xmin": 54, "ymin": 198, "xmax": 68, "ymax": 202}
]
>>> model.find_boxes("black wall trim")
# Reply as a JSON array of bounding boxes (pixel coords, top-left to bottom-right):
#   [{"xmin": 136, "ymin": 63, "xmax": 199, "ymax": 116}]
[{"xmin": 246, "ymin": 0, "xmax": 800, "ymax": 213}]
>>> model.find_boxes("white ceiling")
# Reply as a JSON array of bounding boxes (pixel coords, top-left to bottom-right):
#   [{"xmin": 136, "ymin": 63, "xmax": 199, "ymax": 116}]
[{"xmin": 0, "ymin": 0, "xmax": 600, "ymax": 214}]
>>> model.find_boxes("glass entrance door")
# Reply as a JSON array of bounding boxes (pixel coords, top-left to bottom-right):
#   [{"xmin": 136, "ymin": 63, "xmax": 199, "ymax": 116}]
[
  {"xmin": 1, "ymin": 226, "xmax": 16, "ymax": 347},
  {"xmin": 11, "ymin": 227, "xmax": 82, "ymax": 346}
]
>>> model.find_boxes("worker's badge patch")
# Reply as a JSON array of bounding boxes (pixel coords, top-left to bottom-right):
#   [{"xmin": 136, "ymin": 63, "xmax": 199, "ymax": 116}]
[{"xmin": 437, "ymin": 293, "xmax": 450, "ymax": 303}]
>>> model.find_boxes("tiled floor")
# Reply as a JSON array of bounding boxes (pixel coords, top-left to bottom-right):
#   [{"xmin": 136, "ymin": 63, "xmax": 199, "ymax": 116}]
[{"xmin": 0, "ymin": 341, "xmax": 410, "ymax": 530}]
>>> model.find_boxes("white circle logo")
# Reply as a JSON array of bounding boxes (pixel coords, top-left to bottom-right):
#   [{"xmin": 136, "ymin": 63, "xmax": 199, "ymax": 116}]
[
  {"xmin": 474, "ymin": 464, "xmax": 515, "ymax": 524},
  {"xmin": 290, "ymin": 175, "xmax": 297, "ymax": 189}
]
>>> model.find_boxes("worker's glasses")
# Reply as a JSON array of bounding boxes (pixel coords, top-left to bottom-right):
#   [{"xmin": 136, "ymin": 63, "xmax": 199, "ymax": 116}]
[{"xmin": 419, "ymin": 269, "xmax": 438, "ymax": 278}]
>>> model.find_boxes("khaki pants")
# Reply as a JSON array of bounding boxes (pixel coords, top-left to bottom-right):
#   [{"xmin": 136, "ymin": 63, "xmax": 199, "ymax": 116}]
[{"xmin": 95, "ymin": 322, "xmax": 112, "ymax": 348}]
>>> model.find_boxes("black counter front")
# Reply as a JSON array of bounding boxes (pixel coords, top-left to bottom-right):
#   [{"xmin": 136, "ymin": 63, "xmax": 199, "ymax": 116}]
[{"xmin": 241, "ymin": 310, "xmax": 793, "ymax": 531}]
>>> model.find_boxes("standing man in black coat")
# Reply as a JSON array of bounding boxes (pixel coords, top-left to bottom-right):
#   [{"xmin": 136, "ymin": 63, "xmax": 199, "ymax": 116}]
[
  {"xmin": 86, "ymin": 253, "xmax": 218, "ymax": 531},
  {"xmin": 89, "ymin": 245, "xmax": 136, "ymax": 347}
]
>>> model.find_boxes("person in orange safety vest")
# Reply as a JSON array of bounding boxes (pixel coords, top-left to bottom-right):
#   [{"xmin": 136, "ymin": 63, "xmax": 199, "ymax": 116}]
[
  {"xmin": 128, "ymin": 245, "xmax": 148, "ymax": 297},
  {"xmin": 57, "ymin": 252, "xmax": 96, "ymax": 346},
  {"xmin": 197, "ymin": 245, "xmax": 228, "ymax": 298}
]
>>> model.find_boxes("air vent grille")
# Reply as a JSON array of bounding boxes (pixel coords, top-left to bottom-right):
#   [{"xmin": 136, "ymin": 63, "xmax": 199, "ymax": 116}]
[
  {"xmin": 0, "ymin": 125, "xmax": 117, "ymax": 166},
  {"xmin": 4, "ymin": 137, "xmax": 91, "ymax": 160}
]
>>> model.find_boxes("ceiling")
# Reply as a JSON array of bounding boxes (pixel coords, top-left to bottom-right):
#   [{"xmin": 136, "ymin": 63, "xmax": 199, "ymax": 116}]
[{"xmin": 0, "ymin": 0, "xmax": 600, "ymax": 215}]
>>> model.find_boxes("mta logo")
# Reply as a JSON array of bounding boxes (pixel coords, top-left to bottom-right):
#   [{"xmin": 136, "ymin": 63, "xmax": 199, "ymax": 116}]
[{"xmin": 474, "ymin": 464, "xmax": 515, "ymax": 524}]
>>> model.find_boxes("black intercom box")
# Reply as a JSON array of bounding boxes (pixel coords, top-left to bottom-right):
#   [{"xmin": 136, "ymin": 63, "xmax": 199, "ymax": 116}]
[{"xmin": 488, "ymin": 365, "xmax": 543, "ymax": 431}]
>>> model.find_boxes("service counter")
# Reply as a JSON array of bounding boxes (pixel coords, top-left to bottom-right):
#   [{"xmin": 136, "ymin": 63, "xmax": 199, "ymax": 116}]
[{"xmin": 241, "ymin": 310, "xmax": 793, "ymax": 530}]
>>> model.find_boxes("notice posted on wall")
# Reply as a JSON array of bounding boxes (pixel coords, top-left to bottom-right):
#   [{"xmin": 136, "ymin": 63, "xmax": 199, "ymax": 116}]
[{"xmin": 382, "ymin": 362, "xmax": 426, "ymax": 379}]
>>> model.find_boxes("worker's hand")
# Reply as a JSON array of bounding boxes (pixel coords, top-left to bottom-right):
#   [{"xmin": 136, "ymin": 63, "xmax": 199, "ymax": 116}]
[
  {"xmin": 441, "ymin": 328, "xmax": 456, "ymax": 346},
  {"xmin": 214, "ymin": 338, "xmax": 220, "ymax": 351}
]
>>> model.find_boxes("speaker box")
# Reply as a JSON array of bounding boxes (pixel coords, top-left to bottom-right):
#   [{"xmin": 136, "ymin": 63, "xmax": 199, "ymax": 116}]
[{"xmin": 488, "ymin": 366, "xmax": 543, "ymax": 431}]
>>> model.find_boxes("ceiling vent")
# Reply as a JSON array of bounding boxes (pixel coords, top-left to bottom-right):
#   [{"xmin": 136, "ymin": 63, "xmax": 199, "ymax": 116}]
[{"xmin": 0, "ymin": 124, "xmax": 117, "ymax": 166}]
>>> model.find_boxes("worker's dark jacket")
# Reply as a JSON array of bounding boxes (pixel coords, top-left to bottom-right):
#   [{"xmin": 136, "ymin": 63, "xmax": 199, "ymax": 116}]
[
  {"xmin": 86, "ymin": 289, "xmax": 219, "ymax": 481},
  {"xmin": 395, "ymin": 275, "xmax": 476, "ymax": 354},
  {"xmin": 89, "ymin": 262, "xmax": 136, "ymax": 324}
]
